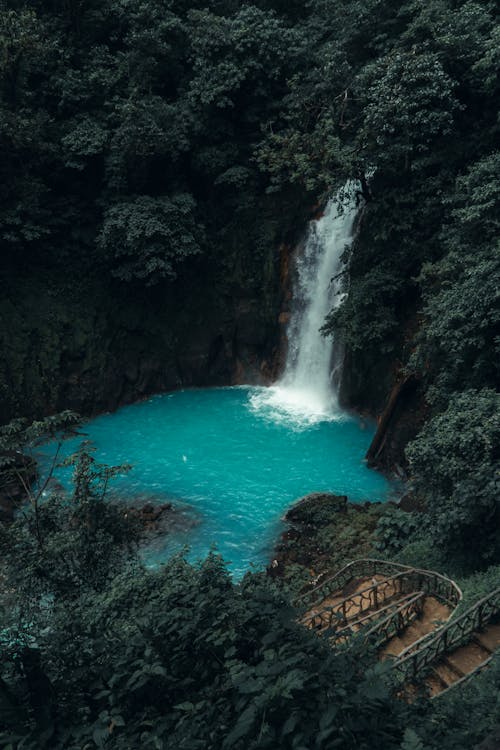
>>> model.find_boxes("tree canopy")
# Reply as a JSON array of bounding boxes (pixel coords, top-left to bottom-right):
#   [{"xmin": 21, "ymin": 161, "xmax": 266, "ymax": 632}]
[{"xmin": 1, "ymin": 0, "xmax": 499, "ymax": 745}]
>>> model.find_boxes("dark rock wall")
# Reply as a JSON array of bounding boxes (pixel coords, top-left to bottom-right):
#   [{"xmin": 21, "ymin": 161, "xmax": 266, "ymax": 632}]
[
  {"xmin": 0, "ymin": 267, "xmax": 281, "ymax": 423},
  {"xmin": 1, "ymin": 189, "xmax": 390, "ymax": 427},
  {"xmin": 339, "ymin": 347, "xmax": 396, "ymax": 416},
  {"xmin": 340, "ymin": 346, "xmax": 426, "ymax": 475},
  {"xmin": 0, "ymin": 193, "xmax": 308, "ymax": 424}
]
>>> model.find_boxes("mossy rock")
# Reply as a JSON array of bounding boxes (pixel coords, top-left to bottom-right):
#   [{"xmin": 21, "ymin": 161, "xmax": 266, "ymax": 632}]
[{"xmin": 285, "ymin": 492, "xmax": 348, "ymax": 527}]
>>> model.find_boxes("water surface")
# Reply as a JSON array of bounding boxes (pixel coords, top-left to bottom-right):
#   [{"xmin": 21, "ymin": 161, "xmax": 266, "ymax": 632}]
[{"xmin": 36, "ymin": 386, "xmax": 391, "ymax": 576}]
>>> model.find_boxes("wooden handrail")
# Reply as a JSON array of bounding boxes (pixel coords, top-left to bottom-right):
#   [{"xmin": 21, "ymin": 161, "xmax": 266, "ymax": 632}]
[
  {"xmin": 360, "ymin": 591, "xmax": 426, "ymax": 647},
  {"xmin": 331, "ymin": 591, "xmax": 425, "ymax": 645},
  {"xmin": 296, "ymin": 558, "xmax": 462, "ymax": 610},
  {"xmin": 393, "ymin": 587, "xmax": 500, "ymax": 684},
  {"xmin": 302, "ymin": 571, "xmax": 421, "ymax": 631},
  {"xmin": 297, "ymin": 560, "xmax": 499, "ymax": 694}
]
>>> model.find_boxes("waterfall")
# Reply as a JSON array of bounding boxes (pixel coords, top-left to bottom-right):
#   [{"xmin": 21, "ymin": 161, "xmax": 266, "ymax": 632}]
[
  {"xmin": 281, "ymin": 187, "xmax": 358, "ymax": 411},
  {"xmin": 250, "ymin": 183, "xmax": 358, "ymax": 424}
]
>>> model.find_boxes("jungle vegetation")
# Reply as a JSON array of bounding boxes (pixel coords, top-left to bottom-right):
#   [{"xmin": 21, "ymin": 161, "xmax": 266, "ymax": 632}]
[
  {"xmin": 0, "ymin": 0, "xmax": 499, "ymax": 747},
  {"xmin": 0, "ymin": 423, "xmax": 498, "ymax": 750}
]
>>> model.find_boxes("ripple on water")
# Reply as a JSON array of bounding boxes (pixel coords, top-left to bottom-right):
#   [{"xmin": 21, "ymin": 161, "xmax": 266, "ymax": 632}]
[{"xmin": 35, "ymin": 387, "xmax": 392, "ymax": 577}]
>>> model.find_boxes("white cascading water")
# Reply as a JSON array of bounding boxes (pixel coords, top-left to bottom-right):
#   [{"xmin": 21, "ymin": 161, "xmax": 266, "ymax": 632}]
[{"xmin": 250, "ymin": 183, "xmax": 358, "ymax": 423}]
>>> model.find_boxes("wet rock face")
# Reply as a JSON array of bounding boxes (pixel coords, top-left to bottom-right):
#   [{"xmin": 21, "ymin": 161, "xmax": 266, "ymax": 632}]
[
  {"xmin": 341, "ymin": 343, "xmax": 429, "ymax": 476},
  {"xmin": 365, "ymin": 377, "xmax": 428, "ymax": 474},
  {"xmin": 67, "ymin": 297, "xmax": 276, "ymax": 417},
  {"xmin": 1, "ymin": 186, "xmax": 313, "ymax": 426},
  {"xmin": 339, "ymin": 347, "xmax": 394, "ymax": 417},
  {"xmin": 0, "ymin": 270, "xmax": 282, "ymax": 424}
]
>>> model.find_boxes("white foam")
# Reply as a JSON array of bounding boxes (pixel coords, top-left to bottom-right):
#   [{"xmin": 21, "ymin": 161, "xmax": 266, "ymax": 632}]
[{"xmin": 248, "ymin": 385, "xmax": 348, "ymax": 428}]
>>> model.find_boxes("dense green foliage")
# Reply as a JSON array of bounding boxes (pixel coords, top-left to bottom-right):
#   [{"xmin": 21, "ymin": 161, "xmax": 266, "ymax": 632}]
[
  {"xmin": 0, "ymin": 0, "xmax": 305, "ymax": 283},
  {"xmin": 0, "ymin": 433, "xmax": 407, "ymax": 749},
  {"xmin": 407, "ymin": 390, "xmax": 500, "ymax": 567},
  {"xmin": 375, "ymin": 508, "xmax": 419, "ymax": 558},
  {"xmin": 1, "ymin": 421, "xmax": 497, "ymax": 749},
  {"xmin": 1, "ymin": 0, "xmax": 499, "ymax": 747},
  {"xmin": 1, "ymin": 454, "xmax": 498, "ymax": 750},
  {"xmin": 0, "ymin": 555, "xmax": 407, "ymax": 748},
  {"xmin": 262, "ymin": 0, "xmax": 499, "ymax": 569},
  {"xmin": 0, "ymin": 0, "xmax": 309, "ymax": 421}
]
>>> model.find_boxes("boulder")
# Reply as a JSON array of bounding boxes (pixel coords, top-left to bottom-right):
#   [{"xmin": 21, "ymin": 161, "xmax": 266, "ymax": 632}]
[
  {"xmin": 285, "ymin": 492, "xmax": 348, "ymax": 526},
  {"xmin": 124, "ymin": 501, "xmax": 173, "ymax": 532}
]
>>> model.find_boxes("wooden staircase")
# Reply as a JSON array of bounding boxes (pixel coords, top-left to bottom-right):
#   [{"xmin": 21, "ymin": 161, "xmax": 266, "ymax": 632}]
[
  {"xmin": 391, "ymin": 588, "xmax": 500, "ymax": 699},
  {"xmin": 297, "ymin": 559, "xmax": 500, "ymax": 699},
  {"xmin": 303, "ymin": 573, "xmax": 411, "ymax": 633},
  {"xmin": 298, "ymin": 560, "xmax": 460, "ymax": 650},
  {"xmin": 380, "ymin": 597, "xmax": 450, "ymax": 658}
]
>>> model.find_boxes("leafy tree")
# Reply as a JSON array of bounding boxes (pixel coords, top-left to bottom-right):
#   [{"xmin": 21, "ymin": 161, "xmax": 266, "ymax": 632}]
[
  {"xmin": 406, "ymin": 389, "xmax": 500, "ymax": 566},
  {"xmin": 375, "ymin": 508, "xmax": 419, "ymax": 557},
  {"xmin": 0, "ymin": 444, "xmax": 138, "ymax": 601},
  {"xmin": 0, "ymin": 411, "xmax": 79, "ymax": 523},
  {"xmin": 0, "ymin": 7, "xmax": 57, "ymax": 253},
  {"xmin": 0, "ymin": 412, "xmax": 138, "ymax": 602},
  {"xmin": 445, "ymin": 152, "xmax": 500, "ymax": 250},
  {"xmin": 413, "ymin": 245, "xmax": 500, "ymax": 402},
  {"xmin": 97, "ymin": 194, "xmax": 204, "ymax": 284},
  {"xmin": 0, "ymin": 548, "xmax": 411, "ymax": 749},
  {"xmin": 355, "ymin": 50, "xmax": 459, "ymax": 172}
]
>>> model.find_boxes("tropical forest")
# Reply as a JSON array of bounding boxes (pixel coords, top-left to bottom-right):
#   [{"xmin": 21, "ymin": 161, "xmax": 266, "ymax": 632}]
[{"xmin": 0, "ymin": 0, "xmax": 499, "ymax": 748}]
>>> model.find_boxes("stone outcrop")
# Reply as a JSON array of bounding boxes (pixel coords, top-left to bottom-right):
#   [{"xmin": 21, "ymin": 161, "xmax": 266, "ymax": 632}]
[
  {"xmin": 0, "ymin": 269, "xmax": 282, "ymax": 425},
  {"xmin": 124, "ymin": 501, "xmax": 174, "ymax": 532},
  {"xmin": 365, "ymin": 374, "xmax": 428, "ymax": 473},
  {"xmin": 269, "ymin": 492, "xmax": 385, "ymax": 578},
  {"xmin": 285, "ymin": 492, "xmax": 348, "ymax": 526},
  {"xmin": 122, "ymin": 498, "xmax": 200, "ymax": 545}
]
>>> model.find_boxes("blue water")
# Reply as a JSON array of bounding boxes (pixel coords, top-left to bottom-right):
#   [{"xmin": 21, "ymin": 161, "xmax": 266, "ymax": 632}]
[{"xmin": 35, "ymin": 387, "xmax": 391, "ymax": 576}]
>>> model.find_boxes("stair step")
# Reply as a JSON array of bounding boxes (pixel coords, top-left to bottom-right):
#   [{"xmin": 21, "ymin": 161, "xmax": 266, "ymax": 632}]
[
  {"xmin": 426, "ymin": 674, "xmax": 445, "ymax": 697},
  {"xmin": 471, "ymin": 636, "xmax": 493, "ymax": 656},
  {"xmin": 433, "ymin": 660, "xmax": 460, "ymax": 687},
  {"xmin": 447, "ymin": 642, "xmax": 493, "ymax": 673},
  {"xmin": 474, "ymin": 623, "xmax": 500, "ymax": 653},
  {"xmin": 380, "ymin": 593, "xmax": 453, "ymax": 659},
  {"xmin": 430, "ymin": 666, "xmax": 450, "ymax": 689},
  {"xmin": 381, "ymin": 637, "xmax": 405, "ymax": 658},
  {"xmin": 442, "ymin": 655, "xmax": 466, "ymax": 679},
  {"xmin": 406, "ymin": 620, "xmax": 429, "ymax": 636},
  {"xmin": 307, "ymin": 582, "xmax": 412, "ymax": 631}
]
